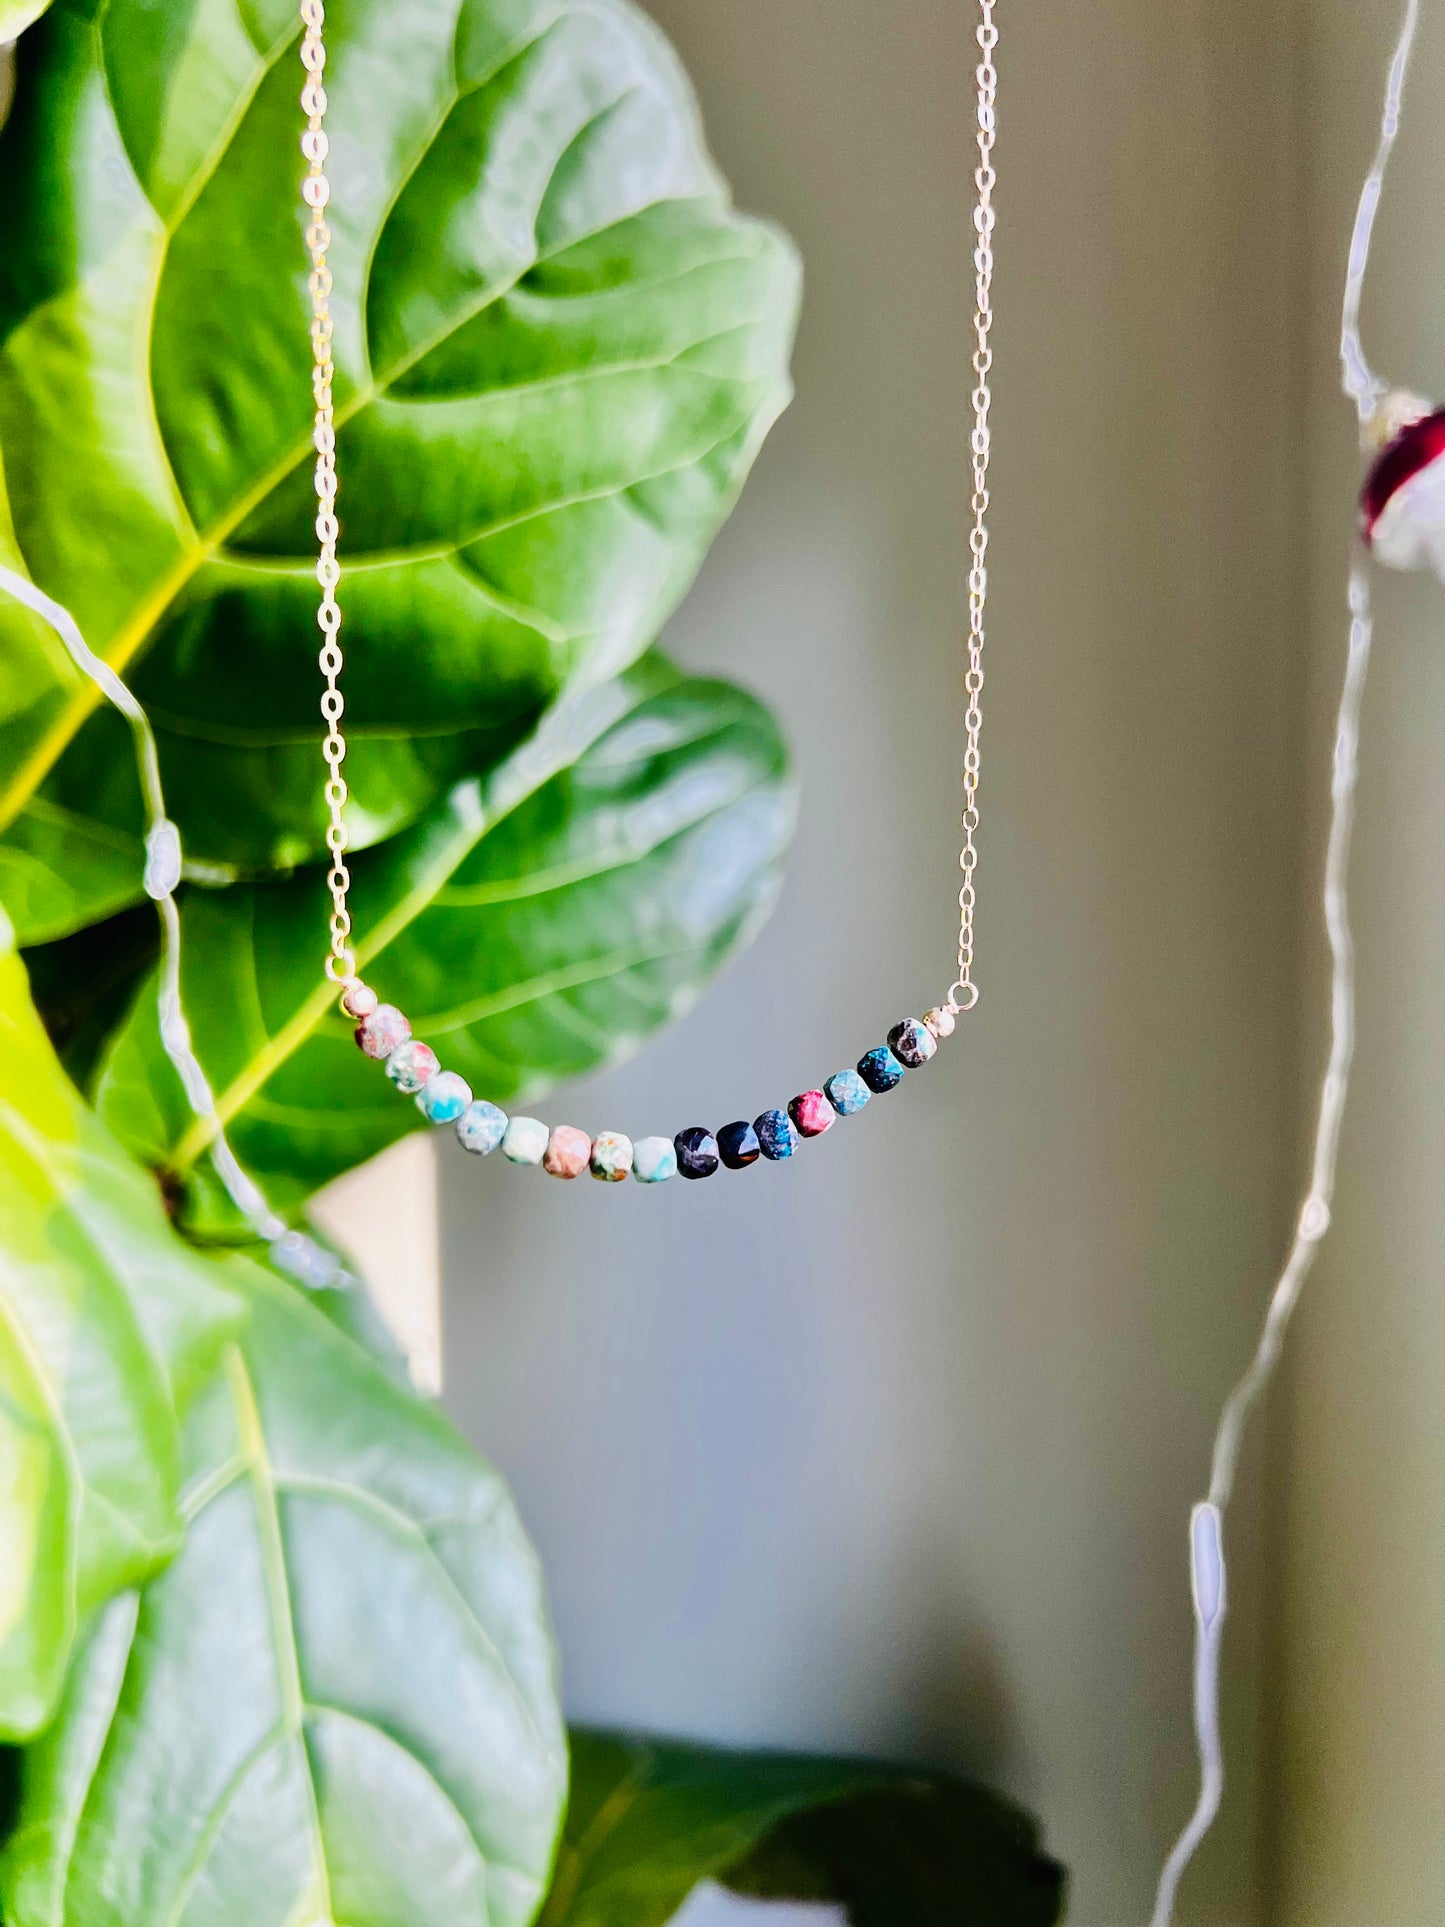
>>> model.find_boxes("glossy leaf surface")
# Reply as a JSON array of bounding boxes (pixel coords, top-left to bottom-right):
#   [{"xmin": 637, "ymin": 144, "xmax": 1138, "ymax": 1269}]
[
  {"xmin": 0, "ymin": 458, "xmax": 145, "ymax": 948},
  {"xmin": 0, "ymin": 0, "xmax": 799, "ymax": 919},
  {"xmin": 91, "ymin": 659, "xmax": 793, "ymax": 1221},
  {"xmin": 1, "ymin": 1263, "xmax": 567, "ymax": 1927},
  {"xmin": 0, "ymin": 906, "xmax": 238, "ymax": 1738},
  {"xmin": 538, "ymin": 1730, "xmax": 1064, "ymax": 1927}
]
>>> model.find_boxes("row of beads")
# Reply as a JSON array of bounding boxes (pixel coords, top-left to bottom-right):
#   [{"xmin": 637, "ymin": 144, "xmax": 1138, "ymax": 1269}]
[{"xmin": 344, "ymin": 980, "xmax": 956, "ymax": 1186}]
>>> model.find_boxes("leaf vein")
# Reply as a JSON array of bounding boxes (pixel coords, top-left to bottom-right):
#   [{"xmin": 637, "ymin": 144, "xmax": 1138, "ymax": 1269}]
[{"xmin": 275, "ymin": 1470, "xmax": 559, "ymax": 1767}]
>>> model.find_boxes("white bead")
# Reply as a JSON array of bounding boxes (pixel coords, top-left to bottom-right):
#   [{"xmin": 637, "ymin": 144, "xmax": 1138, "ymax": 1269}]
[
  {"xmin": 923, "ymin": 1006, "xmax": 956, "ymax": 1040},
  {"xmin": 341, "ymin": 980, "xmax": 378, "ymax": 1019},
  {"xmin": 632, "ymin": 1136, "xmax": 678, "ymax": 1183},
  {"xmin": 590, "ymin": 1132, "xmax": 634, "ymax": 1182},
  {"xmin": 501, "ymin": 1116, "xmax": 549, "ymax": 1166}
]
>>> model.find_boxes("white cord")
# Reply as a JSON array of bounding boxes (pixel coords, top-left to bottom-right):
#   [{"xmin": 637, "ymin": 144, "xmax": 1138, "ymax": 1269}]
[
  {"xmin": 1207, "ymin": 570, "xmax": 1371, "ymax": 1515},
  {"xmin": 1148, "ymin": 568, "xmax": 1372, "ymax": 1927},
  {"xmin": 1147, "ymin": 0, "xmax": 1421, "ymax": 1903},
  {"xmin": 1341, "ymin": 0, "xmax": 1420, "ymax": 420},
  {"xmin": 0, "ymin": 563, "xmax": 349, "ymax": 1289}
]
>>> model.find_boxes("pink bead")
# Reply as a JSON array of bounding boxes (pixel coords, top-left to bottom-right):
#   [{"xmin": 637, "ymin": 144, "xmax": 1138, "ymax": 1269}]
[
  {"xmin": 342, "ymin": 980, "xmax": 378, "ymax": 1019},
  {"xmin": 787, "ymin": 1090, "xmax": 834, "ymax": 1138},
  {"xmin": 543, "ymin": 1125, "xmax": 591, "ymax": 1179},
  {"xmin": 356, "ymin": 1003, "xmax": 410, "ymax": 1059}
]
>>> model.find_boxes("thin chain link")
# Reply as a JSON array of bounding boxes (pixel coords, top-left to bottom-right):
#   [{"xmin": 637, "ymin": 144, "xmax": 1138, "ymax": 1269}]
[
  {"xmin": 299, "ymin": 0, "xmax": 354, "ymax": 989},
  {"xmin": 301, "ymin": 0, "xmax": 997, "ymax": 1012},
  {"xmin": 947, "ymin": 0, "xmax": 997, "ymax": 1018}
]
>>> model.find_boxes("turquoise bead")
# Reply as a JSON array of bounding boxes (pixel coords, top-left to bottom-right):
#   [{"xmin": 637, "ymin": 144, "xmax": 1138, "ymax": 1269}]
[
  {"xmin": 633, "ymin": 1136, "xmax": 678, "ymax": 1183},
  {"xmin": 755, "ymin": 1109, "xmax": 799, "ymax": 1160},
  {"xmin": 417, "ymin": 1070, "xmax": 472, "ymax": 1123},
  {"xmin": 825, "ymin": 1069, "xmax": 871, "ymax": 1115},
  {"xmin": 456, "ymin": 1099, "xmax": 507, "ymax": 1154}
]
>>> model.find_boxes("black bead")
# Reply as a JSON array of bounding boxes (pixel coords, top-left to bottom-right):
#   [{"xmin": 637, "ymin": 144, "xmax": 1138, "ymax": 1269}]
[
  {"xmin": 717, "ymin": 1120, "xmax": 761, "ymax": 1168},
  {"xmin": 674, "ymin": 1126, "xmax": 720, "ymax": 1179},
  {"xmin": 888, "ymin": 1018, "xmax": 934, "ymax": 1067},
  {"xmin": 857, "ymin": 1045, "xmax": 906, "ymax": 1093}
]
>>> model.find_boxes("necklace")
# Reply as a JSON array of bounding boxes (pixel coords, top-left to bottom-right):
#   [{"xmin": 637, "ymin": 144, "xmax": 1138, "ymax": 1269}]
[{"xmin": 297, "ymin": 0, "xmax": 996, "ymax": 1184}]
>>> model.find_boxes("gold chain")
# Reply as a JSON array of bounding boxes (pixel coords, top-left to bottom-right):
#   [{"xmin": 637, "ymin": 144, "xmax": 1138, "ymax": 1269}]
[
  {"xmin": 300, "ymin": 0, "xmax": 354, "ymax": 990},
  {"xmin": 948, "ymin": 0, "xmax": 997, "ymax": 1018},
  {"xmin": 300, "ymin": 0, "xmax": 997, "ymax": 1014}
]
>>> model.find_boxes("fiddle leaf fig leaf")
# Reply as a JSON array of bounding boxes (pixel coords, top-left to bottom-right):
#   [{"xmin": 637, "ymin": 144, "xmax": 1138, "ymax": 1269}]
[
  {"xmin": 0, "ymin": 1260, "xmax": 567, "ymax": 1927},
  {"xmin": 0, "ymin": 904, "xmax": 240, "ymax": 1739},
  {"xmin": 0, "ymin": 0, "xmax": 799, "ymax": 922},
  {"xmin": 90, "ymin": 658, "xmax": 793, "ymax": 1223},
  {"xmin": 721, "ymin": 1767, "xmax": 1068, "ymax": 1925},
  {"xmin": 537, "ymin": 1730, "xmax": 1065, "ymax": 1927},
  {"xmin": 0, "ymin": 461, "xmax": 145, "ymax": 948}
]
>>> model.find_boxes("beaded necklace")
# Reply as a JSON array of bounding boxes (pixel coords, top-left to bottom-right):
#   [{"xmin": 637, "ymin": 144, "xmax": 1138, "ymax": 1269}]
[{"xmin": 297, "ymin": 0, "xmax": 999, "ymax": 1184}]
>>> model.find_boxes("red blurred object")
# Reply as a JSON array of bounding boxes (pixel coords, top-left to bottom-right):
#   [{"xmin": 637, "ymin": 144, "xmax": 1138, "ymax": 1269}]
[{"xmin": 1360, "ymin": 404, "xmax": 1445, "ymax": 575}]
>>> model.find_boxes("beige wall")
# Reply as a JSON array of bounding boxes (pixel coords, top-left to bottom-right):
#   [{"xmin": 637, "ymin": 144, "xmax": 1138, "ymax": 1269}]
[{"xmin": 1266, "ymin": 4, "xmax": 1445, "ymax": 1921}]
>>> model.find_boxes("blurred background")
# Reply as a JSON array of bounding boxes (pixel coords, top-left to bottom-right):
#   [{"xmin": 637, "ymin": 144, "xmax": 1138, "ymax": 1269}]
[{"xmin": 325, "ymin": 2, "xmax": 1445, "ymax": 1921}]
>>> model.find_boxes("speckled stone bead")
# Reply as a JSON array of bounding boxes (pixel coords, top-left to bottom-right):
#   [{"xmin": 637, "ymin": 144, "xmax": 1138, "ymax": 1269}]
[
  {"xmin": 417, "ymin": 1070, "xmax": 472, "ymax": 1123},
  {"xmin": 675, "ymin": 1127, "xmax": 720, "ymax": 1180},
  {"xmin": 632, "ymin": 1136, "xmax": 678, "ymax": 1184},
  {"xmin": 888, "ymin": 1019, "xmax": 937, "ymax": 1068},
  {"xmin": 755, "ymin": 1108, "xmax": 799, "ymax": 1160},
  {"xmin": 824, "ymin": 1069, "xmax": 871, "ymax": 1115},
  {"xmin": 502, "ymin": 1116, "xmax": 549, "ymax": 1166},
  {"xmin": 590, "ymin": 1132, "xmax": 633, "ymax": 1182},
  {"xmin": 923, "ymin": 1005, "xmax": 956, "ymax": 1041},
  {"xmin": 386, "ymin": 1039, "xmax": 439, "ymax": 1092},
  {"xmin": 342, "ymin": 981, "xmax": 378, "ymax": 1019},
  {"xmin": 788, "ymin": 1090, "xmax": 834, "ymax": 1138},
  {"xmin": 356, "ymin": 1003, "xmax": 411, "ymax": 1059},
  {"xmin": 456, "ymin": 1100, "xmax": 508, "ymax": 1156},
  {"xmin": 544, "ymin": 1125, "xmax": 591, "ymax": 1179},
  {"xmin": 717, "ymin": 1120, "xmax": 761, "ymax": 1169},
  {"xmin": 857, "ymin": 1045, "xmax": 905, "ymax": 1093}
]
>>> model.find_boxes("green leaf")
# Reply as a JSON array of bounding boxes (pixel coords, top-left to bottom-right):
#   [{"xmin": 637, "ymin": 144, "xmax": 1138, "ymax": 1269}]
[
  {"xmin": 90, "ymin": 658, "xmax": 793, "ymax": 1223},
  {"xmin": 537, "ymin": 1730, "xmax": 1064, "ymax": 1927},
  {"xmin": 1, "ymin": 1261, "xmax": 567, "ymax": 1927},
  {"xmin": 0, "ymin": 902, "xmax": 240, "ymax": 1739},
  {"xmin": 21, "ymin": 903, "xmax": 158, "ymax": 1089},
  {"xmin": 0, "ymin": 452, "xmax": 145, "ymax": 948},
  {"xmin": 723, "ymin": 1772, "xmax": 1067, "ymax": 1926},
  {"xmin": 0, "ymin": 0, "xmax": 799, "ymax": 922}
]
